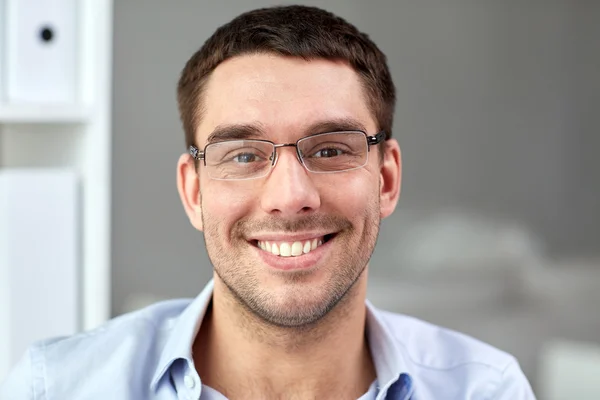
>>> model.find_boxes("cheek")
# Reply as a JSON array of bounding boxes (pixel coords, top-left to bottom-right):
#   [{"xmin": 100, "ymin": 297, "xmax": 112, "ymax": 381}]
[
  {"xmin": 201, "ymin": 182, "xmax": 255, "ymax": 228},
  {"xmin": 318, "ymin": 173, "xmax": 377, "ymax": 212}
]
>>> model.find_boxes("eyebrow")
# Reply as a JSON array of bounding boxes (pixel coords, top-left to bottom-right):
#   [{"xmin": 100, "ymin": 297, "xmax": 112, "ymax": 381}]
[
  {"xmin": 204, "ymin": 117, "xmax": 369, "ymax": 145},
  {"xmin": 205, "ymin": 123, "xmax": 267, "ymax": 145},
  {"xmin": 305, "ymin": 118, "xmax": 368, "ymax": 135}
]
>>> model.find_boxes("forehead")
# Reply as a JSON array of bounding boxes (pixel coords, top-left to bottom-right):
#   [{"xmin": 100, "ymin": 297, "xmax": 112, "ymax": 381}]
[{"xmin": 197, "ymin": 54, "xmax": 376, "ymax": 143}]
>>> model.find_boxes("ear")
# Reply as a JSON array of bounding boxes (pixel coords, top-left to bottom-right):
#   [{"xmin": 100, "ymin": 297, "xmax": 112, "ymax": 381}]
[
  {"xmin": 379, "ymin": 139, "xmax": 402, "ymax": 219},
  {"xmin": 177, "ymin": 153, "xmax": 204, "ymax": 231}
]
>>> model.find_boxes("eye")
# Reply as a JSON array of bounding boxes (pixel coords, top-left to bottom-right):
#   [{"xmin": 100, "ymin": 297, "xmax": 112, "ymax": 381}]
[
  {"xmin": 232, "ymin": 152, "xmax": 262, "ymax": 163},
  {"xmin": 312, "ymin": 148, "xmax": 343, "ymax": 158}
]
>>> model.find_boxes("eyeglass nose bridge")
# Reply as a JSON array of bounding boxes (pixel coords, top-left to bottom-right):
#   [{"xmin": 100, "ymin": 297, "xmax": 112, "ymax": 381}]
[{"xmin": 270, "ymin": 143, "xmax": 304, "ymax": 168}]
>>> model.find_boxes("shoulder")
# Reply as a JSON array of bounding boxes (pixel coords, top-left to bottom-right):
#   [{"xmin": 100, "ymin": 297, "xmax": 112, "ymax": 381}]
[
  {"xmin": 40, "ymin": 298, "xmax": 191, "ymax": 363},
  {"xmin": 0, "ymin": 298, "xmax": 192, "ymax": 400},
  {"xmin": 375, "ymin": 309, "xmax": 536, "ymax": 399},
  {"xmin": 379, "ymin": 309, "xmax": 515, "ymax": 371}
]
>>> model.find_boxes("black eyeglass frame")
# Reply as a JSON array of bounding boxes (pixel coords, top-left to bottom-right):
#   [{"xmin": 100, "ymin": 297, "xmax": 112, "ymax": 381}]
[{"xmin": 188, "ymin": 130, "xmax": 386, "ymax": 168}]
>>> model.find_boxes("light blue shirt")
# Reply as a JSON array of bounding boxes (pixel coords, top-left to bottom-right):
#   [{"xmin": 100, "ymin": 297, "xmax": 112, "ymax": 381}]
[{"xmin": 1, "ymin": 280, "xmax": 535, "ymax": 399}]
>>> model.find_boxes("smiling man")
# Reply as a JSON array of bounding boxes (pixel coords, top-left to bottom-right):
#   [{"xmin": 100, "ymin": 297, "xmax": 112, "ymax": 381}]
[{"xmin": 0, "ymin": 5, "xmax": 535, "ymax": 400}]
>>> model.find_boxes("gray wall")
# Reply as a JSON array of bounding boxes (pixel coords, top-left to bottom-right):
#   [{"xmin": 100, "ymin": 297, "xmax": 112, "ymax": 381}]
[{"xmin": 111, "ymin": 1, "xmax": 600, "ymax": 315}]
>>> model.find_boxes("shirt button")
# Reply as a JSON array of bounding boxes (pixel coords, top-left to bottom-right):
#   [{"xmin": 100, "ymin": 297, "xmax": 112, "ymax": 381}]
[{"xmin": 184, "ymin": 374, "xmax": 196, "ymax": 389}]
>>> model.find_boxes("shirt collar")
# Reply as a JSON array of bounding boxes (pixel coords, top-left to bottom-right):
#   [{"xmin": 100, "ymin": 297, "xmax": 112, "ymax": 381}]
[
  {"xmin": 150, "ymin": 281, "xmax": 413, "ymax": 396},
  {"xmin": 150, "ymin": 280, "xmax": 214, "ymax": 391},
  {"xmin": 365, "ymin": 300, "xmax": 415, "ymax": 398}
]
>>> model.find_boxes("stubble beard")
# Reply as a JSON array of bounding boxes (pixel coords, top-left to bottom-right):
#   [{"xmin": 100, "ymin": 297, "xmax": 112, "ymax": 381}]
[{"xmin": 201, "ymin": 203, "xmax": 381, "ymax": 330}]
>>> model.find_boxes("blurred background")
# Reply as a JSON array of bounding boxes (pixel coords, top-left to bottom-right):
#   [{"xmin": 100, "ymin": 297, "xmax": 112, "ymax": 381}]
[{"xmin": 1, "ymin": 1, "xmax": 599, "ymax": 399}]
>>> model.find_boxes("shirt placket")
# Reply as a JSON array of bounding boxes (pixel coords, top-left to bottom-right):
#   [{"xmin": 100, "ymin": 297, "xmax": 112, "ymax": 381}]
[{"xmin": 170, "ymin": 359, "xmax": 202, "ymax": 400}]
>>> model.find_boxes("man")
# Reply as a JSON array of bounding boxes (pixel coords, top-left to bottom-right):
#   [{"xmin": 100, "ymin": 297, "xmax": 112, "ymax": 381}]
[{"xmin": 1, "ymin": 5, "xmax": 535, "ymax": 400}]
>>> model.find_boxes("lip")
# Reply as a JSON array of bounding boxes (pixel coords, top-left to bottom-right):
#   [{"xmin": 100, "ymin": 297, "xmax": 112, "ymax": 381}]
[{"xmin": 251, "ymin": 235, "xmax": 335, "ymax": 271}]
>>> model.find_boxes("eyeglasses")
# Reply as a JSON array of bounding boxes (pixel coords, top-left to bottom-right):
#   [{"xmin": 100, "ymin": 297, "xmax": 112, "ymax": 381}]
[{"xmin": 189, "ymin": 130, "xmax": 386, "ymax": 181}]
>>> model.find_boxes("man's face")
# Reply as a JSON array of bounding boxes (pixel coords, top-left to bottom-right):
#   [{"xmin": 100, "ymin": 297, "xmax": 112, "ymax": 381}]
[{"xmin": 183, "ymin": 54, "xmax": 398, "ymax": 327}]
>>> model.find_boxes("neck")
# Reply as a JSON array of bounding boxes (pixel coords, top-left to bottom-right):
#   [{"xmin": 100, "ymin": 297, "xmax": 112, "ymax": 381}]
[{"xmin": 193, "ymin": 273, "xmax": 376, "ymax": 399}]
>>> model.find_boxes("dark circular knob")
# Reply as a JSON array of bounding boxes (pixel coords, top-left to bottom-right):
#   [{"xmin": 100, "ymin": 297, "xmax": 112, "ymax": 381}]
[{"xmin": 40, "ymin": 26, "xmax": 55, "ymax": 43}]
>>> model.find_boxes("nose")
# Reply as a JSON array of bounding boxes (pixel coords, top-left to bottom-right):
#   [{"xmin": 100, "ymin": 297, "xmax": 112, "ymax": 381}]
[{"xmin": 259, "ymin": 147, "xmax": 321, "ymax": 216}]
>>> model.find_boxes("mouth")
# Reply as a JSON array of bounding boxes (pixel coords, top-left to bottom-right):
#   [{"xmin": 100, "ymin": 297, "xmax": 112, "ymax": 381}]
[{"xmin": 252, "ymin": 234, "xmax": 336, "ymax": 257}]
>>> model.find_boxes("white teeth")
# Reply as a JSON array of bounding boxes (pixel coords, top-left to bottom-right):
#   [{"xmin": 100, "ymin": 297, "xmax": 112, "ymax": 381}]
[
  {"xmin": 291, "ymin": 242, "xmax": 303, "ymax": 256},
  {"xmin": 280, "ymin": 243, "xmax": 291, "ymax": 257},
  {"xmin": 258, "ymin": 237, "xmax": 328, "ymax": 257},
  {"xmin": 303, "ymin": 241, "xmax": 311, "ymax": 254}
]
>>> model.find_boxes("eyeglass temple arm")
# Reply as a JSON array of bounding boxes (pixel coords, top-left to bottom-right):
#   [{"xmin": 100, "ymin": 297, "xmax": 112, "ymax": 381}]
[
  {"xmin": 367, "ymin": 130, "xmax": 386, "ymax": 146},
  {"xmin": 189, "ymin": 146, "xmax": 204, "ymax": 161}
]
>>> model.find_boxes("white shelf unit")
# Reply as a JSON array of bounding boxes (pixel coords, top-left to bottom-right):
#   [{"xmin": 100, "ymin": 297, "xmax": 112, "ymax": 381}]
[{"xmin": 0, "ymin": 0, "xmax": 113, "ymax": 371}]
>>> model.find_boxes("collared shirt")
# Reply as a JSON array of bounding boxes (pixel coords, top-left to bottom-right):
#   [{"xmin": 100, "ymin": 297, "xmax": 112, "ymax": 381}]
[{"xmin": 0, "ymin": 280, "xmax": 535, "ymax": 399}]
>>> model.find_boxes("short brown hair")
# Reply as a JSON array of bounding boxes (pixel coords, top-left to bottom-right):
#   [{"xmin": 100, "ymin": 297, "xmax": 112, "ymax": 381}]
[{"xmin": 177, "ymin": 5, "xmax": 396, "ymax": 149}]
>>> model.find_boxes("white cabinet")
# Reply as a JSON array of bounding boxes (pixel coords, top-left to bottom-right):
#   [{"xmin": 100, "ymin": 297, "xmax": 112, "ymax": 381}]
[{"xmin": 0, "ymin": 0, "xmax": 113, "ymax": 380}]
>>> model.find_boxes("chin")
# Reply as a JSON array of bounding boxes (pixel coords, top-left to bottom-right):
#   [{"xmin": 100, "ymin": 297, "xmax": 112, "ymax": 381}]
[{"xmin": 247, "ymin": 279, "xmax": 352, "ymax": 328}]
